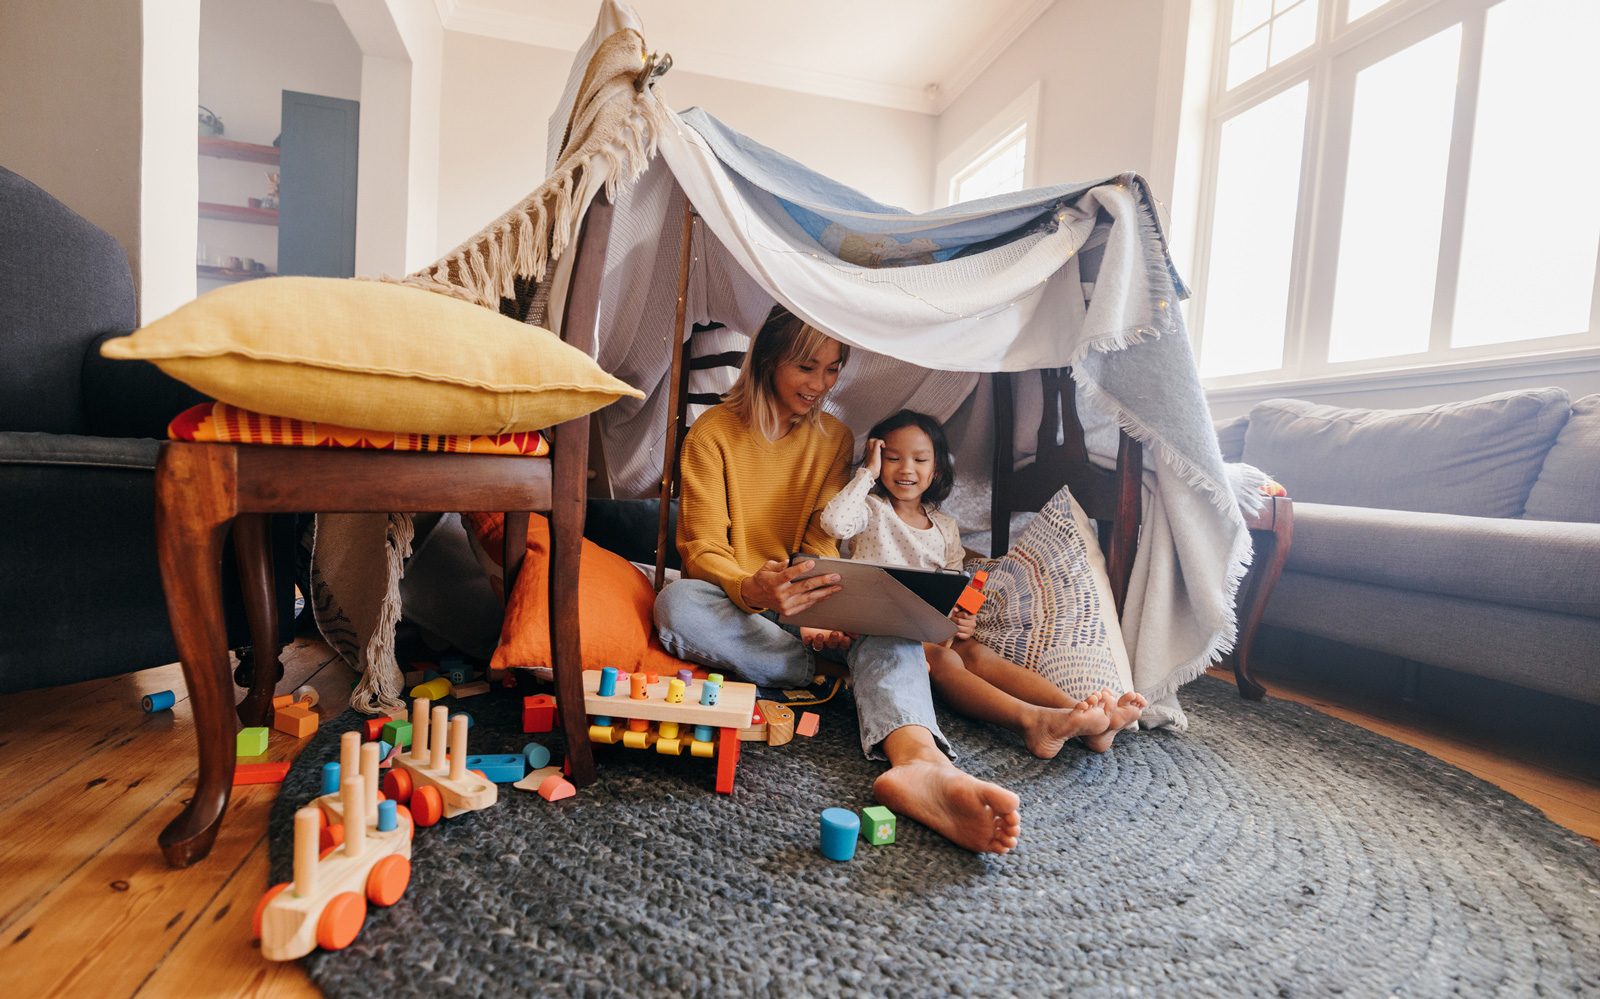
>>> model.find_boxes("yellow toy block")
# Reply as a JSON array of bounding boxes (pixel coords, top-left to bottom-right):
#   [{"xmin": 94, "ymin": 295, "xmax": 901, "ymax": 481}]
[
  {"xmin": 690, "ymin": 739, "xmax": 715, "ymax": 758},
  {"xmin": 656, "ymin": 737, "xmax": 683, "ymax": 755},
  {"xmin": 589, "ymin": 724, "xmax": 620, "ymax": 744},
  {"xmin": 622, "ymin": 729, "xmax": 658, "ymax": 750}
]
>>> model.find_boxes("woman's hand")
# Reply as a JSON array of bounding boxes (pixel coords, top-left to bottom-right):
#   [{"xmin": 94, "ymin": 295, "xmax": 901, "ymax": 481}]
[
  {"xmin": 741, "ymin": 559, "xmax": 841, "ymax": 616},
  {"xmin": 950, "ymin": 608, "xmax": 977, "ymax": 641},
  {"xmin": 862, "ymin": 438, "xmax": 885, "ymax": 479},
  {"xmin": 799, "ymin": 627, "xmax": 853, "ymax": 651}
]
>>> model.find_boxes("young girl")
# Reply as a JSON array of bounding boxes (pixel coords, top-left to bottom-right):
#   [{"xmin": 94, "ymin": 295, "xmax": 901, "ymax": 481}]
[
  {"xmin": 820, "ymin": 409, "xmax": 1146, "ymax": 757},
  {"xmin": 654, "ymin": 307, "xmax": 1022, "ymax": 854}
]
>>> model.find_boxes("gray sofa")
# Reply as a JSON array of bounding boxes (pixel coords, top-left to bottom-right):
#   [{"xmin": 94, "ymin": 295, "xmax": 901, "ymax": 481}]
[{"xmin": 1217, "ymin": 388, "xmax": 1600, "ymax": 707}]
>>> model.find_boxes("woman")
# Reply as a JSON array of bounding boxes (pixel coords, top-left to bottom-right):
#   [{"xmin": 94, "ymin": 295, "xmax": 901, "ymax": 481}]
[{"xmin": 653, "ymin": 304, "xmax": 1022, "ymax": 854}]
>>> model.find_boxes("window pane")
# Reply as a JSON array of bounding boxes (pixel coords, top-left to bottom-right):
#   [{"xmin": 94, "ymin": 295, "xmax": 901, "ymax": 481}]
[
  {"xmin": 1227, "ymin": 26, "xmax": 1270, "ymax": 89},
  {"xmin": 1201, "ymin": 83, "xmax": 1309, "ymax": 378},
  {"xmin": 1328, "ymin": 25, "xmax": 1461, "ymax": 362},
  {"xmin": 1270, "ymin": 0, "xmax": 1318, "ymax": 65},
  {"xmin": 1453, "ymin": 0, "xmax": 1600, "ymax": 347},
  {"xmin": 955, "ymin": 129, "xmax": 1027, "ymax": 203},
  {"xmin": 1347, "ymin": 0, "xmax": 1393, "ymax": 21},
  {"xmin": 1235, "ymin": 0, "xmax": 1272, "ymax": 39}
]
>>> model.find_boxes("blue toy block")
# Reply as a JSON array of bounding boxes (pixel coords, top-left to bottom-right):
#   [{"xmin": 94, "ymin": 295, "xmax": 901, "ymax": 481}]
[
  {"xmin": 236, "ymin": 727, "xmax": 269, "ymax": 757},
  {"xmin": 377, "ymin": 799, "xmax": 398, "ymax": 832},
  {"xmin": 320, "ymin": 761, "xmax": 341, "ymax": 795},
  {"xmin": 142, "ymin": 690, "xmax": 175, "ymax": 713},
  {"xmin": 464, "ymin": 754, "xmax": 526, "ymax": 783},
  {"xmin": 593, "ymin": 715, "xmax": 613, "ymax": 726},
  {"xmin": 447, "ymin": 666, "xmax": 470, "ymax": 685},
  {"xmin": 523, "ymin": 742, "xmax": 551, "ymax": 770},
  {"xmin": 423, "ymin": 669, "xmax": 442, "ymax": 682},
  {"xmin": 693, "ymin": 724, "xmax": 713, "ymax": 742},
  {"xmin": 598, "ymin": 666, "xmax": 619, "ymax": 697},
  {"xmin": 820, "ymin": 808, "xmax": 860, "ymax": 861},
  {"xmin": 449, "ymin": 711, "xmax": 473, "ymax": 729}
]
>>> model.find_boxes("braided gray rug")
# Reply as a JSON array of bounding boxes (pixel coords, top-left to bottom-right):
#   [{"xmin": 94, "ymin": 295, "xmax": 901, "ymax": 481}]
[{"xmin": 268, "ymin": 676, "xmax": 1600, "ymax": 998}]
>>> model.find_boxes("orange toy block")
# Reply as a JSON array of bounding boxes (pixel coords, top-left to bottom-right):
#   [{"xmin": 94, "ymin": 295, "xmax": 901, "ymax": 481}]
[
  {"xmin": 272, "ymin": 694, "xmax": 295, "ymax": 709},
  {"xmin": 274, "ymin": 704, "xmax": 319, "ymax": 738},
  {"xmin": 234, "ymin": 761, "xmax": 291, "ymax": 785},
  {"xmin": 796, "ymin": 711, "xmax": 820, "ymax": 737},
  {"xmin": 523, "ymin": 694, "xmax": 557, "ymax": 733},
  {"xmin": 955, "ymin": 569, "xmax": 989, "ymax": 614},
  {"xmin": 537, "ymin": 775, "xmax": 575, "ymax": 801}
]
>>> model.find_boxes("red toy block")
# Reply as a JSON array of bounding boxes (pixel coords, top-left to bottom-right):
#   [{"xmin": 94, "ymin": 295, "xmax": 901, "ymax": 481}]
[
  {"xmin": 363, "ymin": 717, "xmax": 394, "ymax": 742},
  {"xmin": 956, "ymin": 570, "xmax": 989, "ymax": 614},
  {"xmin": 796, "ymin": 711, "xmax": 820, "ymax": 737},
  {"xmin": 522, "ymin": 694, "xmax": 557, "ymax": 733},
  {"xmin": 234, "ymin": 762, "xmax": 291, "ymax": 785}
]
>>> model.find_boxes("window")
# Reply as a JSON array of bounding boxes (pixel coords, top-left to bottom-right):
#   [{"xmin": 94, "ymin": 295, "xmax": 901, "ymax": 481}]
[
  {"xmin": 1193, "ymin": 0, "xmax": 1600, "ymax": 385},
  {"xmin": 936, "ymin": 82, "xmax": 1041, "ymax": 208},
  {"xmin": 952, "ymin": 125, "xmax": 1028, "ymax": 204}
]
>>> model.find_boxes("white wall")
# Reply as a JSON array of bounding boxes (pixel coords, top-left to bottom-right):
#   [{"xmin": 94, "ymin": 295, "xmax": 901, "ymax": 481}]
[
  {"xmin": 935, "ymin": 0, "xmax": 1167, "ymax": 193},
  {"xmin": 435, "ymin": 31, "xmax": 937, "ymax": 256},
  {"xmin": 197, "ymin": 0, "xmax": 363, "ymax": 291}
]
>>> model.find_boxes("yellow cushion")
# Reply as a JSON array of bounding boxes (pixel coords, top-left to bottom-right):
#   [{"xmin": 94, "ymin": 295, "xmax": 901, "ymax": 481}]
[{"xmin": 100, "ymin": 277, "xmax": 643, "ymax": 435}]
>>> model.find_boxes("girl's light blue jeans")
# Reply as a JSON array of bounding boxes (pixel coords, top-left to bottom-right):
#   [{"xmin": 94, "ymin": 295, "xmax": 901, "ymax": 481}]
[{"xmin": 653, "ymin": 578, "xmax": 952, "ymax": 761}]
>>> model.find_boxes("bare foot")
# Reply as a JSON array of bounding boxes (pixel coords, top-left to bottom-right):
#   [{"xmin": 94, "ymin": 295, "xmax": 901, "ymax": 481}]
[
  {"xmin": 1019, "ymin": 693, "xmax": 1112, "ymax": 759},
  {"xmin": 1080, "ymin": 690, "xmax": 1147, "ymax": 753},
  {"xmin": 873, "ymin": 760, "xmax": 1022, "ymax": 854}
]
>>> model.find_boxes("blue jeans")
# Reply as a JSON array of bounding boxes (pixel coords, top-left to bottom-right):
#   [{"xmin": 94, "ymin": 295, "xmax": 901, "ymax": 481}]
[{"xmin": 653, "ymin": 578, "xmax": 951, "ymax": 761}]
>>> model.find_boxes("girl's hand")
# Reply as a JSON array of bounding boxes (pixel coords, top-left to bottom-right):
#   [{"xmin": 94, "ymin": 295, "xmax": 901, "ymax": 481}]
[
  {"xmin": 799, "ymin": 627, "xmax": 852, "ymax": 651},
  {"xmin": 863, "ymin": 438, "xmax": 884, "ymax": 479},
  {"xmin": 950, "ymin": 608, "xmax": 977, "ymax": 640},
  {"xmin": 741, "ymin": 559, "xmax": 841, "ymax": 616}
]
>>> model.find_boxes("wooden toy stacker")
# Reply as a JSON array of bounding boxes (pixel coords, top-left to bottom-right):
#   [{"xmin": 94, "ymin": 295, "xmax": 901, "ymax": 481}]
[
  {"xmin": 256, "ymin": 771, "xmax": 412, "ymax": 960},
  {"xmin": 583, "ymin": 670, "xmax": 757, "ymax": 793},
  {"xmin": 380, "ymin": 697, "xmax": 497, "ymax": 824}
]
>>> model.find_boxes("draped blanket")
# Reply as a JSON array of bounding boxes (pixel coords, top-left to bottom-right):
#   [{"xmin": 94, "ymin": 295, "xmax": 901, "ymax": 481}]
[{"xmin": 329, "ymin": 0, "xmax": 1251, "ymax": 728}]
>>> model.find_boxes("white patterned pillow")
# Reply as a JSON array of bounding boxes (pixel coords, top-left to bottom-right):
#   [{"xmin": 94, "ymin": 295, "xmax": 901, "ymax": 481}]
[{"xmin": 968, "ymin": 485, "xmax": 1134, "ymax": 699}]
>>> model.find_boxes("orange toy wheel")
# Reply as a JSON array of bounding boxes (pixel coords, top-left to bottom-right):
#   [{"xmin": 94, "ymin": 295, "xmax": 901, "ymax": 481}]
[
  {"xmin": 382, "ymin": 768, "xmax": 412, "ymax": 804},
  {"xmin": 366, "ymin": 855, "xmax": 411, "ymax": 906},
  {"xmin": 253, "ymin": 882, "xmax": 290, "ymax": 939},
  {"xmin": 319, "ymin": 823, "xmax": 345, "ymax": 854},
  {"xmin": 315, "ymin": 892, "xmax": 367, "ymax": 951},
  {"xmin": 396, "ymin": 804, "xmax": 415, "ymax": 841},
  {"xmin": 411, "ymin": 785, "xmax": 443, "ymax": 827}
]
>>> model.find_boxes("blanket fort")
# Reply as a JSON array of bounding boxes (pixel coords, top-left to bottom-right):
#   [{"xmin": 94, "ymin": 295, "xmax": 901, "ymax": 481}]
[{"xmin": 393, "ymin": 0, "xmax": 1253, "ymax": 729}]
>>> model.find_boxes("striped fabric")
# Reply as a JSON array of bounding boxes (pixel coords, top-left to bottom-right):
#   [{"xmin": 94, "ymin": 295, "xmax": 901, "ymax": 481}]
[{"xmin": 167, "ymin": 402, "xmax": 549, "ymax": 456}]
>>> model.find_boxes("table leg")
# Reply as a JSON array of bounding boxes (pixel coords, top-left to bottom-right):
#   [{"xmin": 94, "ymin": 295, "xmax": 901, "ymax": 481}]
[
  {"xmin": 233, "ymin": 513, "xmax": 282, "ymax": 727},
  {"xmin": 716, "ymin": 726, "xmax": 740, "ymax": 794},
  {"xmin": 1232, "ymin": 498, "xmax": 1294, "ymax": 702}
]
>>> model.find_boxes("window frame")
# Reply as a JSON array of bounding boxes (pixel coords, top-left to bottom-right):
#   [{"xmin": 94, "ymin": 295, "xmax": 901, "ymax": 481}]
[
  {"xmin": 1189, "ymin": 0, "xmax": 1600, "ymax": 393},
  {"xmin": 935, "ymin": 81, "xmax": 1042, "ymax": 208}
]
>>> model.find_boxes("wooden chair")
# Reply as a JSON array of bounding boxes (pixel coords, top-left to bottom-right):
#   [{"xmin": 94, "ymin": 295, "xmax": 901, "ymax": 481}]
[
  {"xmin": 991, "ymin": 366, "xmax": 1292, "ymax": 699},
  {"xmin": 152, "ymin": 196, "xmax": 616, "ymax": 868}
]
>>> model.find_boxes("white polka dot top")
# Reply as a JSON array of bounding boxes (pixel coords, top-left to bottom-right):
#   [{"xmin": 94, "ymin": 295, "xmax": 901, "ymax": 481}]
[{"xmin": 819, "ymin": 468, "xmax": 964, "ymax": 571}]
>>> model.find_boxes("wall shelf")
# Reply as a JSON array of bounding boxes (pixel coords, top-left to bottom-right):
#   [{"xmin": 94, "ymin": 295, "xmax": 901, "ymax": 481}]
[
  {"xmin": 198, "ymin": 136, "xmax": 280, "ymax": 164},
  {"xmin": 199, "ymin": 202, "xmax": 278, "ymax": 226},
  {"xmin": 197, "ymin": 265, "xmax": 275, "ymax": 283}
]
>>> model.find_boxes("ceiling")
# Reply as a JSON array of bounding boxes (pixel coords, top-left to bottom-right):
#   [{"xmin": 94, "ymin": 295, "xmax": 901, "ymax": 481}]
[{"xmin": 433, "ymin": 0, "xmax": 1057, "ymax": 114}]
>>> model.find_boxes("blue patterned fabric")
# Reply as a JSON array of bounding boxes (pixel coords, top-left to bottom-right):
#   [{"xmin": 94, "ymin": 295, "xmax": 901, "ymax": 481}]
[{"xmin": 969, "ymin": 486, "xmax": 1126, "ymax": 700}]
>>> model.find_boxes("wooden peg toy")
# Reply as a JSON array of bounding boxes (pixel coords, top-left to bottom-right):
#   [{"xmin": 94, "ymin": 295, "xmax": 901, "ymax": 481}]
[
  {"xmin": 579, "ymin": 669, "xmax": 757, "ymax": 793},
  {"xmin": 629, "ymin": 671, "xmax": 649, "ymax": 700},
  {"xmin": 758, "ymin": 700, "xmax": 795, "ymax": 746},
  {"xmin": 383, "ymin": 700, "xmax": 497, "ymax": 825},
  {"xmin": 256, "ymin": 774, "xmax": 412, "ymax": 961},
  {"xmin": 316, "ymin": 736, "xmax": 383, "ymax": 827},
  {"xmin": 739, "ymin": 703, "xmax": 769, "ymax": 742}
]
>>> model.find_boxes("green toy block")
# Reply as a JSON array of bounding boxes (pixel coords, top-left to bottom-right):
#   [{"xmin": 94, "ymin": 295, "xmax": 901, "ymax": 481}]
[
  {"xmin": 237, "ymin": 726, "xmax": 269, "ymax": 757},
  {"xmin": 862, "ymin": 805, "xmax": 896, "ymax": 846},
  {"xmin": 381, "ymin": 718, "xmax": 414, "ymax": 750}
]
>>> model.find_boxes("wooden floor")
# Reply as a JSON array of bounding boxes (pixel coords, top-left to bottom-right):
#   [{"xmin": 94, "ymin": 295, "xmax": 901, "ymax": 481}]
[{"xmin": 3, "ymin": 647, "xmax": 1596, "ymax": 999}]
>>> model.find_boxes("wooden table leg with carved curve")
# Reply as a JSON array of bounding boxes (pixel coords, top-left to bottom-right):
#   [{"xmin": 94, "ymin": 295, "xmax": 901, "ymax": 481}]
[
  {"xmin": 232, "ymin": 512, "xmax": 283, "ymax": 728},
  {"xmin": 154, "ymin": 444, "xmax": 243, "ymax": 868},
  {"xmin": 1229, "ymin": 495, "xmax": 1295, "ymax": 701}
]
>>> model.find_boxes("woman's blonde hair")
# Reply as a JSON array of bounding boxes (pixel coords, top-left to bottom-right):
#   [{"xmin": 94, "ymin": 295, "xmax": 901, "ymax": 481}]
[{"xmin": 722, "ymin": 305, "xmax": 850, "ymax": 441}]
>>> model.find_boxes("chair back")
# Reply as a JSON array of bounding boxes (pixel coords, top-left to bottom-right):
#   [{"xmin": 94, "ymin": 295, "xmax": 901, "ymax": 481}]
[{"xmin": 991, "ymin": 368, "xmax": 1142, "ymax": 617}]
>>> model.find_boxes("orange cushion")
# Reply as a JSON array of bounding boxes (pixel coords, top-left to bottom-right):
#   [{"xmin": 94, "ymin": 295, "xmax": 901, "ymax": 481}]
[
  {"xmin": 168, "ymin": 402, "xmax": 549, "ymax": 456},
  {"xmin": 463, "ymin": 512, "xmax": 693, "ymax": 676}
]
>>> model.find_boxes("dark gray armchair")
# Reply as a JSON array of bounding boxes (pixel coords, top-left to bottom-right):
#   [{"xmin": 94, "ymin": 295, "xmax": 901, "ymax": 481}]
[{"xmin": 0, "ymin": 165, "xmax": 294, "ymax": 695}]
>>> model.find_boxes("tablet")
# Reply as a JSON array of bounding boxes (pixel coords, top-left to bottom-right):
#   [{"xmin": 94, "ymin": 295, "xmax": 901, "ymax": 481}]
[{"xmin": 775, "ymin": 555, "xmax": 970, "ymax": 644}]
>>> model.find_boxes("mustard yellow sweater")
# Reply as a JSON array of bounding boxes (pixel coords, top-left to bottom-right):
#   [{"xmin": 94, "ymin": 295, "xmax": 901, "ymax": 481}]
[{"xmin": 676, "ymin": 404, "xmax": 854, "ymax": 613}]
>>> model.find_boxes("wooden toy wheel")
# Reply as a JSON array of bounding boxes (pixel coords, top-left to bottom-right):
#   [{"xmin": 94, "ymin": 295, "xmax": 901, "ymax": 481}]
[
  {"xmin": 253, "ymin": 882, "xmax": 290, "ymax": 939},
  {"xmin": 411, "ymin": 785, "xmax": 443, "ymax": 827},
  {"xmin": 315, "ymin": 892, "xmax": 367, "ymax": 951},
  {"xmin": 396, "ymin": 804, "xmax": 415, "ymax": 841},
  {"xmin": 382, "ymin": 768, "xmax": 412, "ymax": 804},
  {"xmin": 366, "ymin": 855, "xmax": 411, "ymax": 906},
  {"xmin": 319, "ymin": 823, "xmax": 345, "ymax": 854}
]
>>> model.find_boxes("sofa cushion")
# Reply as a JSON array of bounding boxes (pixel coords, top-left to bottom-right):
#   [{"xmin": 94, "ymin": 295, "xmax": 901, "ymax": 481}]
[
  {"xmin": 1523, "ymin": 393, "xmax": 1600, "ymax": 524},
  {"xmin": 1284, "ymin": 501, "xmax": 1600, "ymax": 617},
  {"xmin": 1241, "ymin": 389, "xmax": 1570, "ymax": 517},
  {"xmin": 1214, "ymin": 415, "xmax": 1248, "ymax": 463}
]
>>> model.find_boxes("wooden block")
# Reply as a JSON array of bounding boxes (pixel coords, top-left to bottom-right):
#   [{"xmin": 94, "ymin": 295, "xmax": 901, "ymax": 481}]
[
  {"xmin": 537, "ymin": 775, "xmax": 575, "ymax": 801},
  {"xmin": 759, "ymin": 701, "xmax": 796, "ymax": 747},
  {"xmin": 409, "ymin": 678, "xmax": 452, "ymax": 700},
  {"xmin": 956, "ymin": 585, "xmax": 986, "ymax": 614},
  {"xmin": 272, "ymin": 705, "xmax": 318, "ymax": 739},
  {"xmin": 862, "ymin": 805, "xmax": 896, "ymax": 845},
  {"xmin": 796, "ymin": 712, "xmax": 820, "ymax": 737},
  {"xmin": 380, "ymin": 719, "xmax": 413, "ymax": 750},
  {"xmin": 512, "ymin": 765, "xmax": 564, "ymax": 792},
  {"xmin": 739, "ymin": 703, "xmax": 769, "ymax": 741},
  {"xmin": 522, "ymin": 694, "xmax": 556, "ymax": 733},
  {"xmin": 236, "ymin": 727, "xmax": 269, "ymax": 757},
  {"xmin": 362, "ymin": 717, "xmax": 392, "ymax": 742},
  {"xmin": 233, "ymin": 762, "xmax": 291, "ymax": 785},
  {"xmin": 452, "ymin": 680, "xmax": 490, "ymax": 698},
  {"xmin": 690, "ymin": 739, "xmax": 715, "ymax": 758},
  {"xmin": 272, "ymin": 694, "xmax": 294, "ymax": 709},
  {"xmin": 582, "ymin": 669, "xmax": 755, "ymax": 729},
  {"xmin": 463, "ymin": 754, "xmax": 525, "ymax": 783},
  {"xmin": 622, "ymin": 729, "xmax": 658, "ymax": 750}
]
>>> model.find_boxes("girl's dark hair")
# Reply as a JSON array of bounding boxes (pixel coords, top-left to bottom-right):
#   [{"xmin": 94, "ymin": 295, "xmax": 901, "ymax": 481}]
[{"xmin": 866, "ymin": 409, "xmax": 954, "ymax": 510}]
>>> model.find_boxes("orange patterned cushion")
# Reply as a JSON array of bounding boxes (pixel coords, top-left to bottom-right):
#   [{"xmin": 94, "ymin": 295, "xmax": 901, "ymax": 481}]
[{"xmin": 167, "ymin": 402, "xmax": 549, "ymax": 456}]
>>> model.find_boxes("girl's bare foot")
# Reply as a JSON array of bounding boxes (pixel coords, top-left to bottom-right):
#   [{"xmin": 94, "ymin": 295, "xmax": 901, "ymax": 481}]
[
  {"xmin": 1080, "ymin": 690, "xmax": 1147, "ymax": 753},
  {"xmin": 873, "ymin": 760, "xmax": 1022, "ymax": 854},
  {"xmin": 1019, "ymin": 692, "xmax": 1112, "ymax": 759}
]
